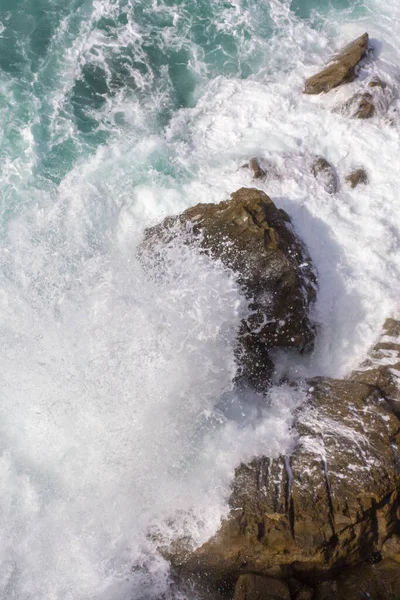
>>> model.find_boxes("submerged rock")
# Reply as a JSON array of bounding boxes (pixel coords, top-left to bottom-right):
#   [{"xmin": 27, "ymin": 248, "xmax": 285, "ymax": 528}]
[
  {"xmin": 141, "ymin": 188, "xmax": 317, "ymax": 390},
  {"xmin": 311, "ymin": 157, "xmax": 337, "ymax": 194},
  {"xmin": 345, "ymin": 168, "xmax": 368, "ymax": 188},
  {"xmin": 339, "ymin": 92, "xmax": 375, "ymax": 119},
  {"xmin": 304, "ymin": 33, "xmax": 369, "ymax": 95},
  {"xmin": 368, "ymin": 77, "xmax": 387, "ymax": 90},
  {"xmin": 171, "ymin": 320, "xmax": 400, "ymax": 586}
]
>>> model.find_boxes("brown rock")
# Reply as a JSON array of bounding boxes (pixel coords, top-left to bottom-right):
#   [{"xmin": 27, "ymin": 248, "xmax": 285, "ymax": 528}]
[
  {"xmin": 173, "ymin": 340, "xmax": 400, "ymax": 582},
  {"xmin": 141, "ymin": 188, "xmax": 317, "ymax": 390},
  {"xmin": 345, "ymin": 168, "xmax": 368, "ymax": 188},
  {"xmin": 249, "ymin": 158, "xmax": 267, "ymax": 180},
  {"xmin": 340, "ymin": 92, "xmax": 375, "ymax": 119},
  {"xmin": 312, "ymin": 157, "xmax": 337, "ymax": 194},
  {"xmin": 352, "ymin": 317, "xmax": 400, "ymax": 415},
  {"xmin": 368, "ymin": 78, "xmax": 386, "ymax": 89},
  {"xmin": 382, "ymin": 536, "xmax": 400, "ymax": 563},
  {"xmin": 304, "ymin": 33, "xmax": 369, "ymax": 94},
  {"xmin": 234, "ymin": 575, "xmax": 290, "ymax": 600},
  {"xmin": 315, "ymin": 559, "xmax": 400, "ymax": 599}
]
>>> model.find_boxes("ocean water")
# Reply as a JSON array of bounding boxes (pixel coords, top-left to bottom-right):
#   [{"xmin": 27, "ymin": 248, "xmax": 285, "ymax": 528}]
[{"xmin": 0, "ymin": 0, "xmax": 400, "ymax": 598}]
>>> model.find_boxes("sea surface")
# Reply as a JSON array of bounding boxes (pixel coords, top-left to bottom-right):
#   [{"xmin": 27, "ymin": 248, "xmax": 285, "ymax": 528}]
[{"xmin": 0, "ymin": 0, "xmax": 400, "ymax": 598}]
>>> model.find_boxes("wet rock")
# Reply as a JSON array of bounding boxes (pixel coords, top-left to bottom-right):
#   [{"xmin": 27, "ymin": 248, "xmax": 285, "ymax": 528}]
[
  {"xmin": 345, "ymin": 168, "xmax": 368, "ymax": 188},
  {"xmin": 249, "ymin": 158, "xmax": 267, "ymax": 180},
  {"xmin": 339, "ymin": 92, "xmax": 375, "ymax": 119},
  {"xmin": 314, "ymin": 559, "xmax": 400, "ymax": 599},
  {"xmin": 304, "ymin": 33, "xmax": 369, "ymax": 95},
  {"xmin": 172, "ymin": 323, "xmax": 400, "ymax": 582},
  {"xmin": 141, "ymin": 188, "xmax": 317, "ymax": 390},
  {"xmin": 312, "ymin": 157, "xmax": 337, "ymax": 194},
  {"xmin": 368, "ymin": 77, "xmax": 387, "ymax": 90},
  {"xmin": 233, "ymin": 575, "xmax": 290, "ymax": 600}
]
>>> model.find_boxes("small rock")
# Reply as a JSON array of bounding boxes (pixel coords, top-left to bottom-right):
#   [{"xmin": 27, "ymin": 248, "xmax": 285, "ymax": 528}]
[
  {"xmin": 249, "ymin": 158, "xmax": 267, "ymax": 180},
  {"xmin": 234, "ymin": 575, "xmax": 290, "ymax": 600},
  {"xmin": 368, "ymin": 78, "xmax": 386, "ymax": 89},
  {"xmin": 312, "ymin": 157, "xmax": 338, "ymax": 194},
  {"xmin": 345, "ymin": 168, "xmax": 368, "ymax": 188},
  {"xmin": 342, "ymin": 92, "xmax": 375, "ymax": 119},
  {"xmin": 304, "ymin": 33, "xmax": 369, "ymax": 94}
]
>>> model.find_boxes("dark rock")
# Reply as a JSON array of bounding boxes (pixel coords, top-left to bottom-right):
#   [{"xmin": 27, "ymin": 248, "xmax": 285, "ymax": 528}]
[
  {"xmin": 172, "ymin": 322, "xmax": 400, "ymax": 583},
  {"xmin": 312, "ymin": 157, "xmax": 338, "ymax": 194},
  {"xmin": 345, "ymin": 168, "xmax": 368, "ymax": 188},
  {"xmin": 382, "ymin": 536, "xmax": 400, "ymax": 563},
  {"xmin": 141, "ymin": 188, "xmax": 317, "ymax": 390},
  {"xmin": 233, "ymin": 575, "xmax": 290, "ymax": 600},
  {"xmin": 304, "ymin": 33, "xmax": 369, "ymax": 95}
]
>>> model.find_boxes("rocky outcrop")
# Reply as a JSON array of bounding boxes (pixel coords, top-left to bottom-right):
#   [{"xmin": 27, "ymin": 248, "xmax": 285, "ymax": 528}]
[
  {"xmin": 141, "ymin": 188, "xmax": 317, "ymax": 390},
  {"xmin": 345, "ymin": 168, "xmax": 368, "ymax": 188},
  {"xmin": 311, "ymin": 157, "xmax": 337, "ymax": 194},
  {"xmin": 170, "ymin": 320, "xmax": 400, "ymax": 590},
  {"xmin": 304, "ymin": 33, "xmax": 369, "ymax": 95}
]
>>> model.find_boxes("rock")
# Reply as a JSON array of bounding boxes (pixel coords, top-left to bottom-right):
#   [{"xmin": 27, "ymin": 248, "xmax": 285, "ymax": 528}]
[
  {"xmin": 339, "ymin": 92, "xmax": 375, "ymax": 119},
  {"xmin": 368, "ymin": 78, "xmax": 386, "ymax": 89},
  {"xmin": 233, "ymin": 575, "xmax": 290, "ymax": 600},
  {"xmin": 141, "ymin": 188, "xmax": 317, "ymax": 390},
  {"xmin": 382, "ymin": 536, "xmax": 400, "ymax": 563},
  {"xmin": 288, "ymin": 579, "xmax": 313, "ymax": 600},
  {"xmin": 352, "ymin": 317, "xmax": 400, "ymax": 416},
  {"xmin": 314, "ymin": 559, "xmax": 400, "ymax": 599},
  {"xmin": 249, "ymin": 158, "xmax": 267, "ymax": 180},
  {"xmin": 304, "ymin": 33, "xmax": 369, "ymax": 94},
  {"xmin": 172, "ymin": 321, "xmax": 400, "ymax": 582},
  {"xmin": 312, "ymin": 157, "xmax": 338, "ymax": 194},
  {"xmin": 345, "ymin": 168, "xmax": 368, "ymax": 188}
]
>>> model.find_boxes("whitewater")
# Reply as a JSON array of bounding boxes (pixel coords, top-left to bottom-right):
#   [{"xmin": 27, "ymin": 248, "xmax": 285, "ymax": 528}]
[{"xmin": 0, "ymin": 0, "xmax": 400, "ymax": 597}]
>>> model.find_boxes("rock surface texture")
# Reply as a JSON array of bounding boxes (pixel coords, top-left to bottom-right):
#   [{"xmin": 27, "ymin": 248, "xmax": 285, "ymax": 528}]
[
  {"xmin": 311, "ymin": 157, "xmax": 337, "ymax": 194},
  {"xmin": 141, "ymin": 188, "xmax": 317, "ymax": 390},
  {"xmin": 304, "ymin": 33, "xmax": 369, "ymax": 95},
  {"xmin": 171, "ymin": 320, "xmax": 400, "ymax": 594}
]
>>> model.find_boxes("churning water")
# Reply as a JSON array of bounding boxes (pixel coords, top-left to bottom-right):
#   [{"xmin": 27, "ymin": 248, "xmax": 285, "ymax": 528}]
[{"xmin": 1, "ymin": 0, "xmax": 400, "ymax": 597}]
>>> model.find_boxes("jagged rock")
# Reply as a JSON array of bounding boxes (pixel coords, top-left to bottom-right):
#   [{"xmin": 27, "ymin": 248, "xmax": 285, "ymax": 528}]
[
  {"xmin": 339, "ymin": 92, "xmax": 375, "ymax": 119},
  {"xmin": 233, "ymin": 575, "xmax": 290, "ymax": 600},
  {"xmin": 171, "ymin": 321, "xmax": 400, "ymax": 584},
  {"xmin": 352, "ymin": 318, "xmax": 400, "ymax": 416},
  {"xmin": 304, "ymin": 33, "xmax": 369, "ymax": 95},
  {"xmin": 312, "ymin": 157, "xmax": 337, "ymax": 194},
  {"xmin": 314, "ymin": 559, "xmax": 400, "ymax": 599},
  {"xmin": 345, "ymin": 168, "xmax": 368, "ymax": 188},
  {"xmin": 141, "ymin": 188, "xmax": 317, "ymax": 390}
]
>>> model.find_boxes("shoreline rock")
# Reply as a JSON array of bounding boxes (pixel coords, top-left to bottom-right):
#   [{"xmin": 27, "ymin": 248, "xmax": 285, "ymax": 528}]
[
  {"xmin": 141, "ymin": 188, "xmax": 317, "ymax": 391},
  {"xmin": 304, "ymin": 33, "xmax": 369, "ymax": 95}
]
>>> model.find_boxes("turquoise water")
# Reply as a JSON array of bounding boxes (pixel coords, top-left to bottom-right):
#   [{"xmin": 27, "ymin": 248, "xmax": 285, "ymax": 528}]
[{"xmin": 1, "ymin": 0, "xmax": 400, "ymax": 598}]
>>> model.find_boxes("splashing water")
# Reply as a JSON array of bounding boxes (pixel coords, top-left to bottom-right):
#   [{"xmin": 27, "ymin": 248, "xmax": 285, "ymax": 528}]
[{"xmin": 0, "ymin": 0, "xmax": 400, "ymax": 597}]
